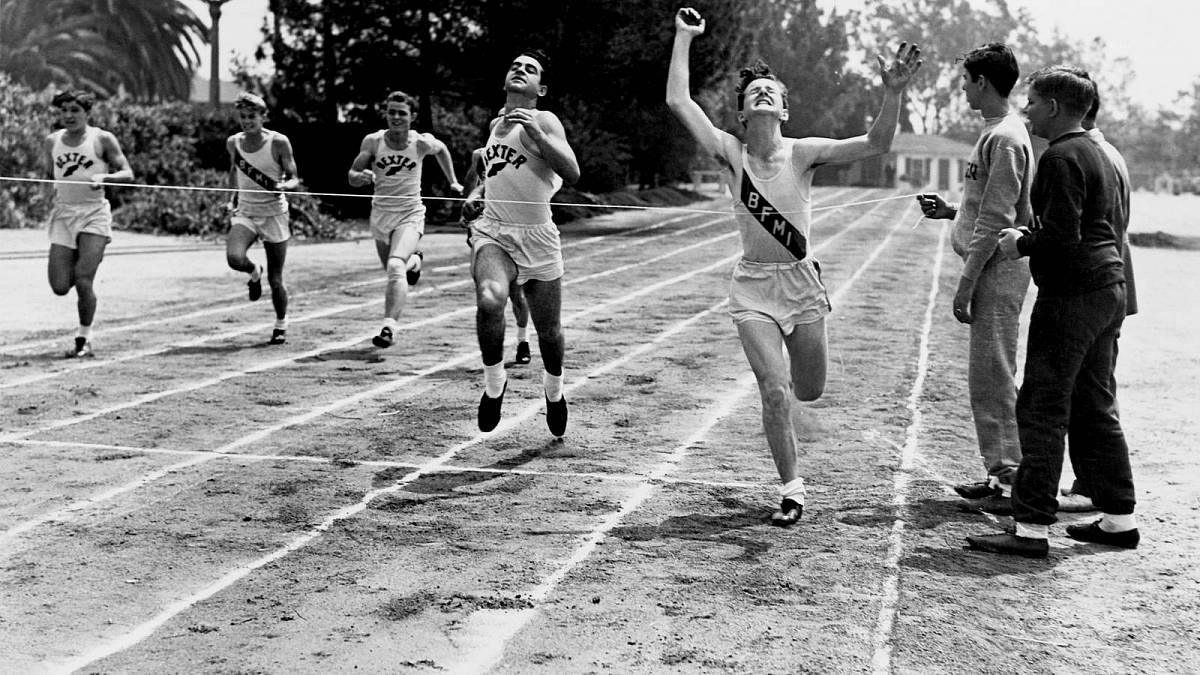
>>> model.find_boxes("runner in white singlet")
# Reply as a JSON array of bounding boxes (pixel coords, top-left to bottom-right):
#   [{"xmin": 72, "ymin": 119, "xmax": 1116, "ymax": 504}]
[
  {"xmin": 667, "ymin": 8, "xmax": 921, "ymax": 526},
  {"xmin": 462, "ymin": 50, "xmax": 580, "ymax": 438},
  {"xmin": 42, "ymin": 90, "xmax": 134, "ymax": 358},
  {"xmin": 224, "ymin": 92, "xmax": 301, "ymax": 345},
  {"xmin": 347, "ymin": 91, "xmax": 462, "ymax": 349}
]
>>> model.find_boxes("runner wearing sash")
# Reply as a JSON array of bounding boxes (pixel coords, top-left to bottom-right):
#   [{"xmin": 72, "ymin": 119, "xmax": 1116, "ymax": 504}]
[
  {"xmin": 348, "ymin": 90, "xmax": 462, "ymax": 349},
  {"xmin": 667, "ymin": 8, "xmax": 921, "ymax": 525},
  {"xmin": 225, "ymin": 92, "xmax": 301, "ymax": 345},
  {"xmin": 43, "ymin": 90, "xmax": 134, "ymax": 358}
]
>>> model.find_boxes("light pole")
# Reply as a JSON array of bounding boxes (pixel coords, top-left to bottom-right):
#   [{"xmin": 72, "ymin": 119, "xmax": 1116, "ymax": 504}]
[{"xmin": 208, "ymin": 0, "xmax": 235, "ymax": 106}]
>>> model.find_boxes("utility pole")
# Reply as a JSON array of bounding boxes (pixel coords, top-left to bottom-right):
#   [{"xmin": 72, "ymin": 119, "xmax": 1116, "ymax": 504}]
[{"xmin": 208, "ymin": 0, "xmax": 235, "ymax": 106}]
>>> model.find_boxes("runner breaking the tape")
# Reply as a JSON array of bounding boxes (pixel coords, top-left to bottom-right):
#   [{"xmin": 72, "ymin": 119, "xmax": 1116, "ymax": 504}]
[
  {"xmin": 43, "ymin": 90, "xmax": 134, "ymax": 358},
  {"xmin": 666, "ymin": 8, "xmax": 921, "ymax": 526},
  {"xmin": 348, "ymin": 90, "xmax": 462, "ymax": 349},
  {"xmin": 225, "ymin": 92, "xmax": 301, "ymax": 345}
]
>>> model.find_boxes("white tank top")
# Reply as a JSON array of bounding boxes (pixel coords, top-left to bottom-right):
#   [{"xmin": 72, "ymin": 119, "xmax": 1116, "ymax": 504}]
[
  {"xmin": 481, "ymin": 120, "xmax": 562, "ymax": 225},
  {"xmin": 371, "ymin": 130, "xmax": 428, "ymax": 214},
  {"xmin": 729, "ymin": 139, "xmax": 815, "ymax": 263},
  {"xmin": 234, "ymin": 130, "xmax": 288, "ymax": 216},
  {"xmin": 52, "ymin": 127, "xmax": 108, "ymax": 205}
]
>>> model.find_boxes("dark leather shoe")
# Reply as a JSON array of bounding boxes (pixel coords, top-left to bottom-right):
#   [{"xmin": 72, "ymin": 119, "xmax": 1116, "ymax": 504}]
[
  {"xmin": 964, "ymin": 532, "xmax": 1048, "ymax": 558},
  {"xmin": 962, "ymin": 493, "xmax": 1012, "ymax": 516},
  {"xmin": 545, "ymin": 395, "xmax": 568, "ymax": 437},
  {"xmin": 478, "ymin": 382, "xmax": 506, "ymax": 432},
  {"xmin": 954, "ymin": 480, "xmax": 997, "ymax": 500},
  {"xmin": 1065, "ymin": 520, "xmax": 1139, "ymax": 549},
  {"xmin": 770, "ymin": 498, "xmax": 803, "ymax": 527}
]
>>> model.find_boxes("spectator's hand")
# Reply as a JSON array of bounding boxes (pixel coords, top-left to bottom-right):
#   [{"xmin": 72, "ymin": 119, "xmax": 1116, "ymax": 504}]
[
  {"xmin": 953, "ymin": 276, "xmax": 975, "ymax": 324},
  {"xmin": 999, "ymin": 228, "xmax": 1024, "ymax": 259},
  {"xmin": 879, "ymin": 42, "xmax": 922, "ymax": 92},
  {"xmin": 916, "ymin": 193, "xmax": 953, "ymax": 219},
  {"xmin": 675, "ymin": 7, "xmax": 705, "ymax": 36}
]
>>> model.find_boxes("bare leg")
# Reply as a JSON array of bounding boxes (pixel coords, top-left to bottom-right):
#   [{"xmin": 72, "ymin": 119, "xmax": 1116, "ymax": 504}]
[
  {"xmin": 70, "ymin": 233, "xmax": 108, "ymax": 328},
  {"xmin": 522, "ymin": 278, "xmax": 564, "ymax": 376},
  {"xmin": 263, "ymin": 239, "xmax": 288, "ymax": 321},
  {"xmin": 225, "ymin": 224, "xmax": 259, "ymax": 274},
  {"xmin": 473, "ymin": 245, "xmax": 517, "ymax": 367},
  {"xmin": 375, "ymin": 227, "xmax": 422, "ymax": 322},
  {"xmin": 738, "ymin": 321, "xmax": 800, "ymax": 483}
]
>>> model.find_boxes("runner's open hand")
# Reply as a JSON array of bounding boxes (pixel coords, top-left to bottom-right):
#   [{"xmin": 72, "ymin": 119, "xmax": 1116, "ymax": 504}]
[{"xmin": 878, "ymin": 42, "xmax": 922, "ymax": 92}]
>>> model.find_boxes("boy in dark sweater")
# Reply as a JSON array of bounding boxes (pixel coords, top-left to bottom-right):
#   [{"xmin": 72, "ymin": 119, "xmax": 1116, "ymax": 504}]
[{"xmin": 966, "ymin": 67, "xmax": 1138, "ymax": 557}]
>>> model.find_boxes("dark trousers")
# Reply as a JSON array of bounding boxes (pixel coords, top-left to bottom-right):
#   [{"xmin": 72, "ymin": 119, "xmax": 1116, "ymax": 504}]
[
  {"xmin": 1012, "ymin": 283, "xmax": 1136, "ymax": 525},
  {"xmin": 1067, "ymin": 331, "xmax": 1121, "ymax": 498}
]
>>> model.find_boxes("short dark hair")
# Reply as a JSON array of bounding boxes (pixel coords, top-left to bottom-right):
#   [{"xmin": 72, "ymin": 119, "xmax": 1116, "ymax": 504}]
[
  {"xmin": 519, "ymin": 48, "xmax": 552, "ymax": 86},
  {"xmin": 51, "ymin": 90, "xmax": 96, "ymax": 112},
  {"xmin": 382, "ymin": 90, "xmax": 415, "ymax": 109},
  {"xmin": 961, "ymin": 43, "xmax": 1019, "ymax": 97},
  {"xmin": 1027, "ymin": 66, "xmax": 1095, "ymax": 117},
  {"xmin": 735, "ymin": 58, "xmax": 789, "ymax": 112}
]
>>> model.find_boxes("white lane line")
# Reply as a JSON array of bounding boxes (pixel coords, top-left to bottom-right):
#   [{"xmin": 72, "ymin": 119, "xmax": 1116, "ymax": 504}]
[
  {"xmin": 869, "ymin": 217, "xmax": 948, "ymax": 674},
  {"xmin": 0, "ymin": 213, "xmax": 715, "ymax": 389},
  {"xmin": 0, "ymin": 217, "xmax": 735, "ymax": 440},
  {"xmin": 1, "ymin": 439, "xmax": 763, "ymax": 491},
  {"xmin": 443, "ymin": 197, "xmax": 923, "ymax": 673},
  {"xmin": 446, "ymin": 373, "xmax": 759, "ymax": 675},
  {"xmin": 48, "ymin": 292, "xmax": 742, "ymax": 673},
  {"xmin": 0, "ymin": 251, "xmax": 742, "ymax": 549}
]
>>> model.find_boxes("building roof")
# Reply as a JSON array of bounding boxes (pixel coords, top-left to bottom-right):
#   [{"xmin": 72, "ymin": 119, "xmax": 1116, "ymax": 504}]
[
  {"xmin": 190, "ymin": 74, "xmax": 242, "ymax": 104},
  {"xmin": 890, "ymin": 133, "xmax": 974, "ymax": 157}
]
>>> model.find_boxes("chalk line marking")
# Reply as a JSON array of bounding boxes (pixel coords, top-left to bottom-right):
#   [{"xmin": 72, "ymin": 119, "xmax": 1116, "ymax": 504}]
[{"xmin": 869, "ymin": 215, "xmax": 948, "ymax": 674}]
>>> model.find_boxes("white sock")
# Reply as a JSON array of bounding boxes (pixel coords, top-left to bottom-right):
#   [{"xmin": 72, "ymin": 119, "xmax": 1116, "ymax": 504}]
[
  {"xmin": 1100, "ymin": 513, "xmax": 1137, "ymax": 533},
  {"xmin": 484, "ymin": 361, "xmax": 507, "ymax": 398},
  {"xmin": 77, "ymin": 325, "xmax": 92, "ymax": 339},
  {"xmin": 779, "ymin": 477, "xmax": 806, "ymax": 505},
  {"xmin": 1015, "ymin": 522, "xmax": 1049, "ymax": 540},
  {"xmin": 274, "ymin": 318, "xmax": 288, "ymax": 331},
  {"xmin": 250, "ymin": 264, "xmax": 262, "ymax": 281},
  {"xmin": 516, "ymin": 325, "xmax": 528, "ymax": 342},
  {"xmin": 543, "ymin": 370, "xmax": 564, "ymax": 402},
  {"xmin": 382, "ymin": 317, "xmax": 397, "ymax": 331}
]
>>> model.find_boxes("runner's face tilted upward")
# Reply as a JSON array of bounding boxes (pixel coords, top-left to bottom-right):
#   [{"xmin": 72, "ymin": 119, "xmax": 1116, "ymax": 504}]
[
  {"xmin": 55, "ymin": 102, "xmax": 89, "ymax": 134},
  {"xmin": 504, "ymin": 55, "xmax": 547, "ymax": 99},
  {"xmin": 384, "ymin": 101, "xmax": 412, "ymax": 135},
  {"xmin": 741, "ymin": 77, "xmax": 788, "ymax": 125}
]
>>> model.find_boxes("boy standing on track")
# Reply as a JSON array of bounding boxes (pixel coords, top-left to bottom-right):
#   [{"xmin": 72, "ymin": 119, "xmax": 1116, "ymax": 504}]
[
  {"xmin": 348, "ymin": 90, "xmax": 463, "ymax": 349},
  {"xmin": 916, "ymin": 43, "xmax": 1033, "ymax": 515},
  {"xmin": 462, "ymin": 144, "xmax": 532, "ymax": 366},
  {"xmin": 968, "ymin": 67, "xmax": 1138, "ymax": 557},
  {"xmin": 43, "ymin": 90, "xmax": 134, "ymax": 358},
  {"xmin": 466, "ymin": 50, "xmax": 580, "ymax": 437},
  {"xmin": 667, "ymin": 8, "xmax": 920, "ymax": 526},
  {"xmin": 225, "ymin": 92, "xmax": 301, "ymax": 346}
]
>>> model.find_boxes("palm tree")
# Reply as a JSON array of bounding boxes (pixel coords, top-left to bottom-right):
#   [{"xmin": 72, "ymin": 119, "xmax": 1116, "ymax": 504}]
[{"xmin": 0, "ymin": 0, "xmax": 207, "ymax": 101}]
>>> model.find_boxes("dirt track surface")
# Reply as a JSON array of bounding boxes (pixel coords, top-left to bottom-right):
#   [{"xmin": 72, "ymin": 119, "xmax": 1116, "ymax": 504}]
[{"xmin": 1, "ymin": 187, "xmax": 1197, "ymax": 674}]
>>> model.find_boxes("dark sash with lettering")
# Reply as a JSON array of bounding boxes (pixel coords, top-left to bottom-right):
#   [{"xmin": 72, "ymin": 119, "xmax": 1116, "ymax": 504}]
[
  {"xmin": 234, "ymin": 147, "xmax": 279, "ymax": 192},
  {"xmin": 740, "ymin": 171, "xmax": 807, "ymax": 260}
]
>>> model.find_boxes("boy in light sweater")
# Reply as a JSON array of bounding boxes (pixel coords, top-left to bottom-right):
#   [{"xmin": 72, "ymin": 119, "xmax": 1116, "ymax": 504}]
[{"xmin": 917, "ymin": 43, "xmax": 1033, "ymax": 512}]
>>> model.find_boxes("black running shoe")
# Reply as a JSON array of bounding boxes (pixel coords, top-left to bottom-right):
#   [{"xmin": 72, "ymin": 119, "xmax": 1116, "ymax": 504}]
[
  {"xmin": 514, "ymin": 340, "xmax": 531, "ymax": 365},
  {"xmin": 372, "ymin": 326, "xmax": 394, "ymax": 348},
  {"xmin": 770, "ymin": 498, "xmax": 803, "ymax": 527},
  {"xmin": 268, "ymin": 328, "xmax": 287, "ymax": 345},
  {"xmin": 65, "ymin": 337, "xmax": 94, "ymax": 359},
  {"xmin": 406, "ymin": 250, "xmax": 424, "ymax": 286},
  {"xmin": 478, "ymin": 381, "xmax": 506, "ymax": 432},
  {"xmin": 248, "ymin": 266, "xmax": 263, "ymax": 301},
  {"xmin": 545, "ymin": 395, "xmax": 568, "ymax": 437}
]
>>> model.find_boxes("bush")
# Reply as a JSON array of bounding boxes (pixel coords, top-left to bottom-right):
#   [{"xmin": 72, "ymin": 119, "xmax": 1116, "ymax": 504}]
[{"xmin": 0, "ymin": 73, "xmax": 56, "ymax": 228}]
